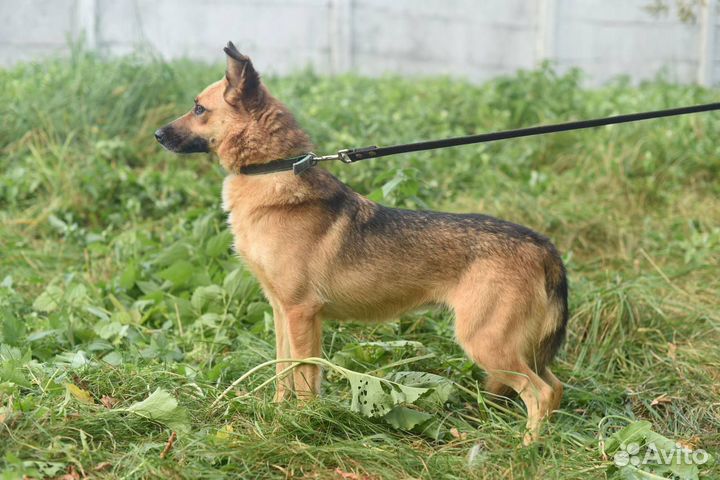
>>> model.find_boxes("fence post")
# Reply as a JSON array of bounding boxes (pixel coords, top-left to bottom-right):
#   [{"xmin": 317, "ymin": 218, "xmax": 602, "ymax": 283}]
[
  {"xmin": 330, "ymin": 0, "xmax": 353, "ymax": 74},
  {"xmin": 536, "ymin": 0, "xmax": 557, "ymax": 63},
  {"xmin": 76, "ymin": 0, "xmax": 98, "ymax": 50},
  {"xmin": 698, "ymin": 0, "xmax": 717, "ymax": 86}
]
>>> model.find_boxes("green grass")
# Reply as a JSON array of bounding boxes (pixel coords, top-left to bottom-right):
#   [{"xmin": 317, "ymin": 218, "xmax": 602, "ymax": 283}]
[{"xmin": 0, "ymin": 51, "xmax": 718, "ymax": 479}]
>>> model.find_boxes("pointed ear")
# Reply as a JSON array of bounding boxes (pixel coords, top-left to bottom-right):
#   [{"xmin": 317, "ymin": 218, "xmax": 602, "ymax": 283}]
[{"xmin": 223, "ymin": 41, "xmax": 261, "ymax": 108}]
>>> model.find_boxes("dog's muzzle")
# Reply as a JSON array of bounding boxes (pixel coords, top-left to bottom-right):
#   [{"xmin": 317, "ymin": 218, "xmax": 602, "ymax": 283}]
[{"xmin": 155, "ymin": 126, "xmax": 210, "ymax": 154}]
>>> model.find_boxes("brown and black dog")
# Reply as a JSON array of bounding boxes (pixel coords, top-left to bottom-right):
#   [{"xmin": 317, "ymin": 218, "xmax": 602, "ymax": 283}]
[{"xmin": 155, "ymin": 42, "xmax": 568, "ymax": 444}]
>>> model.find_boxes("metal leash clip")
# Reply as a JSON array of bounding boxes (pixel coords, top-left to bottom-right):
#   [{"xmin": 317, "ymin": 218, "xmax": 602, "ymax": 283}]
[
  {"xmin": 337, "ymin": 149, "xmax": 353, "ymax": 163},
  {"xmin": 292, "ymin": 146, "xmax": 380, "ymax": 174},
  {"xmin": 294, "ymin": 149, "xmax": 354, "ymax": 174}
]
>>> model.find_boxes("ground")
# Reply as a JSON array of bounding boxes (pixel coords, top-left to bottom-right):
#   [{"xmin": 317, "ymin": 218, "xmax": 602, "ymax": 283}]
[{"xmin": 0, "ymin": 53, "xmax": 718, "ymax": 479}]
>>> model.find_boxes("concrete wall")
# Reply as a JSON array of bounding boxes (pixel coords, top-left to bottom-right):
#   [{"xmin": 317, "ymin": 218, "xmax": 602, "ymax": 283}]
[{"xmin": 1, "ymin": 0, "xmax": 718, "ymax": 85}]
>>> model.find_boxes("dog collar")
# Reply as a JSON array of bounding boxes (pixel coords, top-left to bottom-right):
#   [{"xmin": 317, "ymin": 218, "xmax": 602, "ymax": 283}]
[{"xmin": 240, "ymin": 154, "xmax": 316, "ymax": 175}]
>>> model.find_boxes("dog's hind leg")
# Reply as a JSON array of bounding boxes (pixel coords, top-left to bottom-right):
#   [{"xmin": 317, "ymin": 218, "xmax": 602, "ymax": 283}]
[
  {"xmin": 484, "ymin": 376, "xmax": 515, "ymax": 398},
  {"xmin": 541, "ymin": 367, "xmax": 563, "ymax": 413},
  {"xmin": 284, "ymin": 304, "xmax": 323, "ymax": 399},
  {"xmin": 499, "ymin": 364, "xmax": 554, "ymax": 445},
  {"xmin": 462, "ymin": 341, "xmax": 555, "ymax": 444},
  {"xmin": 451, "ymin": 272, "xmax": 555, "ymax": 444}
]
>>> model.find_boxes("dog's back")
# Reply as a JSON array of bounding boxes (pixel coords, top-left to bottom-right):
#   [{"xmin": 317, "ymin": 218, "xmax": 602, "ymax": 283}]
[{"xmin": 307, "ymin": 170, "xmax": 568, "ymax": 368}]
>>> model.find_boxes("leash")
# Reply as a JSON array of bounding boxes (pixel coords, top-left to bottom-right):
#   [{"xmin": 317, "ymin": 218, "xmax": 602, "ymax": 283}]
[{"xmin": 240, "ymin": 102, "xmax": 720, "ymax": 176}]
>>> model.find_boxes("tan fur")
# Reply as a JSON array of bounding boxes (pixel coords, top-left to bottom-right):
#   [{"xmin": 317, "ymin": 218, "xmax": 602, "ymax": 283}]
[{"xmin": 158, "ymin": 43, "xmax": 568, "ymax": 444}]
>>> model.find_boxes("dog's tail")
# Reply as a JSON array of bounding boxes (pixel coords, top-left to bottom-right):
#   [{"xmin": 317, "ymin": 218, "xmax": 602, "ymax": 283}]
[{"xmin": 536, "ymin": 248, "xmax": 569, "ymax": 371}]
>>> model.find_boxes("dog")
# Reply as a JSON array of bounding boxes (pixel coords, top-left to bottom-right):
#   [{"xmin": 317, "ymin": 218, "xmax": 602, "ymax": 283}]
[{"xmin": 155, "ymin": 42, "xmax": 568, "ymax": 444}]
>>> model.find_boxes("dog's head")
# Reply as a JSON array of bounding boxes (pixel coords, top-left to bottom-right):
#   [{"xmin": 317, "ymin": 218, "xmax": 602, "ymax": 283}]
[{"xmin": 155, "ymin": 42, "xmax": 310, "ymax": 172}]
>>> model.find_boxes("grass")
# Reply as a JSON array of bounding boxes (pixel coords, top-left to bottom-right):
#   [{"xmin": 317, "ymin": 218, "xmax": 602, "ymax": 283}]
[{"xmin": 0, "ymin": 50, "xmax": 718, "ymax": 479}]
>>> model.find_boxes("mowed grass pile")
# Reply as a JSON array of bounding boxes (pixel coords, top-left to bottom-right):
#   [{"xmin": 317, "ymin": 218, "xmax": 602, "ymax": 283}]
[{"xmin": 0, "ymin": 51, "xmax": 718, "ymax": 479}]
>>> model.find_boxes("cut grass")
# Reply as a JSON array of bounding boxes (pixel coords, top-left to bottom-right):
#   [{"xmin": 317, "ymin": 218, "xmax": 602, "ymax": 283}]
[{"xmin": 0, "ymin": 52, "xmax": 718, "ymax": 479}]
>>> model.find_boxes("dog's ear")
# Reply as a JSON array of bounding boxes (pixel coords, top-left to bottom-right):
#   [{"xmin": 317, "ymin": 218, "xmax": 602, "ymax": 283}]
[{"xmin": 223, "ymin": 41, "xmax": 261, "ymax": 109}]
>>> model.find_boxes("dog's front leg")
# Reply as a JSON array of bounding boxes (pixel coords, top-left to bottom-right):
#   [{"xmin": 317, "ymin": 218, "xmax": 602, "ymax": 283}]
[
  {"xmin": 271, "ymin": 303, "xmax": 294, "ymax": 402},
  {"xmin": 285, "ymin": 305, "xmax": 322, "ymax": 398}
]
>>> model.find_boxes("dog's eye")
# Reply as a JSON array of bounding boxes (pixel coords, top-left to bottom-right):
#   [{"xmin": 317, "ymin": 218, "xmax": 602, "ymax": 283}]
[{"xmin": 194, "ymin": 104, "xmax": 206, "ymax": 116}]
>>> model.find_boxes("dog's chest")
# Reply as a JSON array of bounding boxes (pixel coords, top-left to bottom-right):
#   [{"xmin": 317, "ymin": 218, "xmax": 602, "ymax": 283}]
[
  {"xmin": 221, "ymin": 177, "xmax": 264, "ymax": 262},
  {"xmin": 221, "ymin": 176, "xmax": 298, "ymax": 278}
]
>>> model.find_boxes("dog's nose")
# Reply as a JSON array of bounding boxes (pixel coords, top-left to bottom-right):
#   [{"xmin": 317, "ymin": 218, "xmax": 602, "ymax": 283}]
[{"xmin": 154, "ymin": 129, "xmax": 164, "ymax": 142}]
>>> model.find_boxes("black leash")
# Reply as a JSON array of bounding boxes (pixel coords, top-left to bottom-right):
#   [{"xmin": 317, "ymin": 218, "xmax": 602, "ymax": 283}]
[{"xmin": 240, "ymin": 102, "xmax": 720, "ymax": 176}]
